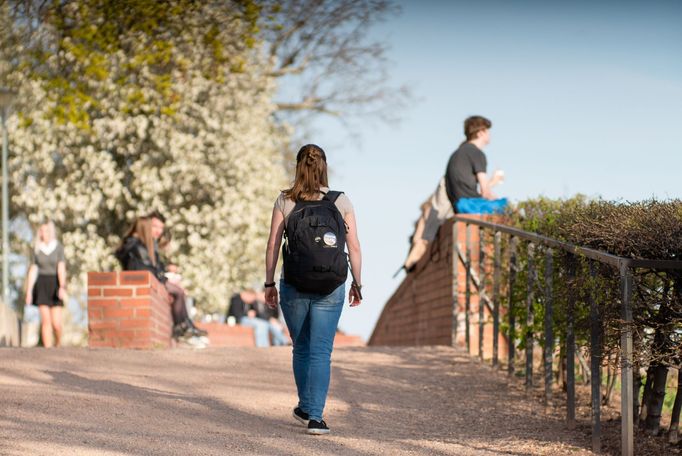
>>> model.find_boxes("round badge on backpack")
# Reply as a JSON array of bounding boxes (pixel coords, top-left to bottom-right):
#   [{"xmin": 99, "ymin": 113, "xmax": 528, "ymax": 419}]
[{"xmin": 323, "ymin": 232, "xmax": 337, "ymax": 247}]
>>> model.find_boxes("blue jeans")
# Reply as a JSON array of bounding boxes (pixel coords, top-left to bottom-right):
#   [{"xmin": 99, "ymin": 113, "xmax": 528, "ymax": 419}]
[
  {"xmin": 240, "ymin": 316, "xmax": 271, "ymax": 347},
  {"xmin": 456, "ymin": 197, "xmax": 508, "ymax": 214},
  {"xmin": 279, "ymin": 280, "xmax": 344, "ymax": 422}
]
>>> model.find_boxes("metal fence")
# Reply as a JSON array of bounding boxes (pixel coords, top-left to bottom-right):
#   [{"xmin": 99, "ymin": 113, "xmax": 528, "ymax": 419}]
[{"xmin": 452, "ymin": 215, "xmax": 682, "ymax": 456}]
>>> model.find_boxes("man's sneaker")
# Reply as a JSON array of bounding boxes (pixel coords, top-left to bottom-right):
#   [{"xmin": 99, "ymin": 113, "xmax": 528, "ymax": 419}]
[
  {"xmin": 307, "ymin": 419, "xmax": 330, "ymax": 435},
  {"xmin": 293, "ymin": 407, "xmax": 309, "ymax": 425}
]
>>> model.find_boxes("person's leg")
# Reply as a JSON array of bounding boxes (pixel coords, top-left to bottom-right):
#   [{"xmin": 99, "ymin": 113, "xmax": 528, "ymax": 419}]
[
  {"xmin": 50, "ymin": 305, "xmax": 63, "ymax": 347},
  {"xmin": 306, "ymin": 284, "xmax": 345, "ymax": 422},
  {"xmin": 240, "ymin": 316, "xmax": 270, "ymax": 347},
  {"xmin": 38, "ymin": 305, "xmax": 54, "ymax": 348},
  {"xmin": 279, "ymin": 281, "xmax": 312, "ymax": 413},
  {"xmin": 268, "ymin": 320, "xmax": 288, "ymax": 346},
  {"xmin": 404, "ymin": 205, "xmax": 431, "ymax": 270},
  {"xmin": 165, "ymin": 282, "xmax": 188, "ymax": 325}
]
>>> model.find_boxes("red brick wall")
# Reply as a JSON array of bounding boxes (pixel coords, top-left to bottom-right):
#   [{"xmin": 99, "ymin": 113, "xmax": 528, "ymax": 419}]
[
  {"xmin": 370, "ymin": 216, "xmax": 510, "ymax": 359},
  {"xmin": 369, "ymin": 220, "xmax": 455, "ymax": 346},
  {"xmin": 195, "ymin": 322, "xmax": 255, "ymax": 347},
  {"xmin": 87, "ymin": 271, "xmax": 173, "ymax": 349}
]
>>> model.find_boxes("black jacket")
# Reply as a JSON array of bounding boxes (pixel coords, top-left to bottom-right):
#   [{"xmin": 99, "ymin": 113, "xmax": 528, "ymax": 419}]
[{"xmin": 115, "ymin": 237, "xmax": 167, "ymax": 283}]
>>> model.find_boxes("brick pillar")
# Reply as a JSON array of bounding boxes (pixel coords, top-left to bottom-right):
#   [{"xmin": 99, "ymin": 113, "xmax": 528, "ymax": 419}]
[
  {"xmin": 87, "ymin": 271, "xmax": 173, "ymax": 349},
  {"xmin": 369, "ymin": 220, "xmax": 455, "ymax": 346},
  {"xmin": 370, "ymin": 215, "xmax": 510, "ymax": 357}
]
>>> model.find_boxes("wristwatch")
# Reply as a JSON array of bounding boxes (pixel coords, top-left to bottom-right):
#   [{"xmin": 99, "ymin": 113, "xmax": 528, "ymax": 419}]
[{"xmin": 264, "ymin": 282, "xmax": 276, "ymax": 288}]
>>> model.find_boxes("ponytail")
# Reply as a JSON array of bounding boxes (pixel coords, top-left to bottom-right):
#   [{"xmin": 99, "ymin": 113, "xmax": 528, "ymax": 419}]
[{"xmin": 283, "ymin": 144, "xmax": 329, "ymax": 201}]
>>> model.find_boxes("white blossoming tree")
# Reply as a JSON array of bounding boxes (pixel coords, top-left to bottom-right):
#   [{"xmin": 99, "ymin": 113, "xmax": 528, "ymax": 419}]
[{"xmin": 2, "ymin": 1, "xmax": 288, "ymax": 315}]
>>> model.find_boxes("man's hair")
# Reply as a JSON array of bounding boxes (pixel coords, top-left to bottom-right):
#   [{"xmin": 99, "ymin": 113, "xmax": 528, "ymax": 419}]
[
  {"xmin": 147, "ymin": 209, "xmax": 166, "ymax": 223},
  {"xmin": 464, "ymin": 115, "xmax": 492, "ymax": 141}
]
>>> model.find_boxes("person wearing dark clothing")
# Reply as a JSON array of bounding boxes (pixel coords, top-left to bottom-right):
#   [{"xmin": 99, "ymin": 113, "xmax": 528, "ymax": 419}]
[
  {"xmin": 444, "ymin": 115, "xmax": 507, "ymax": 214},
  {"xmin": 115, "ymin": 217, "xmax": 202, "ymax": 342},
  {"xmin": 226, "ymin": 289, "xmax": 287, "ymax": 347},
  {"xmin": 226, "ymin": 292, "xmax": 248, "ymax": 323},
  {"xmin": 116, "ymin": 236, "xmax": 167, "ymax": 284},
  {"xmin": 445, "ymin": 142, "xmax": 488, "ymax": 203}
]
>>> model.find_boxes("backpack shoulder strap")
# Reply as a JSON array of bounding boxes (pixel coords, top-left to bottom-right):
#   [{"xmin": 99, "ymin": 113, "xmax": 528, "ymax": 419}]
[{"xmin": 323, "ymin": 190, "xmax": 344, "ymax": 203}]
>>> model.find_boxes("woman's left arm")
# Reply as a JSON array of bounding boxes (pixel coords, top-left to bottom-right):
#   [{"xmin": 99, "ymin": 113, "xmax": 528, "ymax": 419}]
[
  {"xmin": 265, "ymin": 206, "xmax": 285, "ymax": 308},
  {"xmin": 57, "ymin": 260, "xmax": 67, "ymax": 301}
]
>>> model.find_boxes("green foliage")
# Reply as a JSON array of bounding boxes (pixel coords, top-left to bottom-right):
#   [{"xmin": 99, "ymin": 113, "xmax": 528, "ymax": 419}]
[
  {"xmin": 502, "ymin": 197, "xmax": 682, "ymax": 371},
  {"xmin": 14, "ymin": 0, "xmax": 262, "ymax": 129}
]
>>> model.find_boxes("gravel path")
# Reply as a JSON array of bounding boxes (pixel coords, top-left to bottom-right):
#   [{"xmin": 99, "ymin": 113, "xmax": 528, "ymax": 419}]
[{"xmin": 0, "ymin": 346, "xmax": 595, "ymax": 455}]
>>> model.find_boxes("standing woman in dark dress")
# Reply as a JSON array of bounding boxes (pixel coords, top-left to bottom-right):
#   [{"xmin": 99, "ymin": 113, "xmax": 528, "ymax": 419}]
[{"xmin": 25, "ymin": 221, "xmax": 67, "ymax": 348}]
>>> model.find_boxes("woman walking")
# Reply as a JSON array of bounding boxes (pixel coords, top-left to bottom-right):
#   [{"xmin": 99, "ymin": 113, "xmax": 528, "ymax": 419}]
[
  {"xmin": 25, "ymin": 221, "xmax": 67, "ymax": 348},
  {"xmin": 265, "ymin": 144, "xmax": 363, "ymax": 435}
]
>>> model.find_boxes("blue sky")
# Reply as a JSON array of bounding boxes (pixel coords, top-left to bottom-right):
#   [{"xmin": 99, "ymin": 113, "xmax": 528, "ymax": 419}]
[{"xmin": 306, "ymin": 0, "xmax": 682, "ymax": 340}]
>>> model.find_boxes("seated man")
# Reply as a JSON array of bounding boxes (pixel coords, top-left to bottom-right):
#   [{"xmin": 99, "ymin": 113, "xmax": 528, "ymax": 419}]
[
  {"xmin": 226, "ymin": 289, "xmax": 272, "ymax": 348},
  {"xmin": 400, "ymin": 116, "xmax": 507, "ymax": 273},
  {"xmin": 445, "ymin": 115, "xmax": 507, "ymax": 214},
  {"xmin": 255, "ymin": 289, "xmax": 289, "ymax": 346}
]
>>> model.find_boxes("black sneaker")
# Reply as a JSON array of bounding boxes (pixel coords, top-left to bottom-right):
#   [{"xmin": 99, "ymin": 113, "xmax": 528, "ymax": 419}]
[
  {"xmin": 293, "ymin": 407, "xmax": 309, "ymax": 425},
  {"xmin": 307, "ymin": 419, "xmax": 330, "ymax": 435},
  {"xmin": 172, "ymin": 322, "xmax": 189, "ymax": 340},
  {"xmin": 187, "ymin": 319, "xmax": 208, "ymax": 337}
]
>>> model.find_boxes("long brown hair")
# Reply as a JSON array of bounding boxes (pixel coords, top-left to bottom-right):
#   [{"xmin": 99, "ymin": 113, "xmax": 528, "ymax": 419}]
[
  {"xmin": 120, "ymin": 217, "xmax": 157, "ymax": 266},
  {"xmin": 282, "ymin": 144, "xmax": 328, "ymax": 201}
]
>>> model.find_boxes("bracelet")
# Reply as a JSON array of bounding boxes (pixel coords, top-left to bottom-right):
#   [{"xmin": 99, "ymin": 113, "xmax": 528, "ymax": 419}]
[
  {"xmin": 264, "ymin": 282, "xmax": 276, "ymax": 288},
  {"xmin": 351, "ymin": 282, "xmax": 362, "ymax": 290}
]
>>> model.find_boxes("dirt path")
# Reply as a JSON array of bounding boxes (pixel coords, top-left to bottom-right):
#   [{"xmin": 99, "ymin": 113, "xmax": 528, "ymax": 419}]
[{"xmin": 0, "ymin": 346, "xmax": 595, "ymax": 455}]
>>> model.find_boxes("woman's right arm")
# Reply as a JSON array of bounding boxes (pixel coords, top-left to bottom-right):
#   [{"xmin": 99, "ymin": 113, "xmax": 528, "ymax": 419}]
[
  {"xmin": 265, "ymin": 206, "xmax": 285, "ymax": 308},
  {"xmin": 25, "ymin": 264, "xmax": 38, "ymax": 305}
]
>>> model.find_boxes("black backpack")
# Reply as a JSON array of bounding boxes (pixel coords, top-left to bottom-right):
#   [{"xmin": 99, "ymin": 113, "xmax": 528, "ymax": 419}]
[{"xmin": 282, "ymin": 191, "xmax": 348, "ymax": 295}]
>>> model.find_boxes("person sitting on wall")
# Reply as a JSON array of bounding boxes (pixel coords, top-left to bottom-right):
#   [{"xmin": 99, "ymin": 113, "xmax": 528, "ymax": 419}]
[
  {"xmin": 226, "ymin": 289, "xmax": 273, "ymax": 348},
  {"xmin": 399, "ymin": 116, "xmax": 507, "ymax": 274},
  {"xmin": 401, "ymin": 176, "xmax": 454, "ymax": 273},
  {"xmin": 255, "ymin": 289, "xmax": 289, "ymax": 346},
  {"xmin": 445, "ymin": 115, "xmax": 507, "ymax": 214},
  {"xmin": 115, "ymin": 216, "xmax": 205, "ymax": 347}
]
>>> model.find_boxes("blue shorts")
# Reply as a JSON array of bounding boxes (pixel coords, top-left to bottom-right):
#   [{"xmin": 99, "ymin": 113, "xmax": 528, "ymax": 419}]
[{"xmin": 456, "ymin": 197, "xmax": 508, "ymax": 214}]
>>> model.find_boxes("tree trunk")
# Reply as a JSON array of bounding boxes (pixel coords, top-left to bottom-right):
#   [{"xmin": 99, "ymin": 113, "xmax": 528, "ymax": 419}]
[
  {"xmin": 668, "ymin": 369, "xmax": 682, "ymax": 444},
  {"xmin": 558, "ymin": 343, "xmax": 566, "ymax": 392},
  {"xmin": 577, "ymin": 349, "xmax": 591, "ymax": 385},
  {"xmin": 639, "ymin": 365, "xmax": 655, "ymax": 428},
  {"xmin": 602, "ymin": 354, "xmax": 619, "ymax": 406},
  {"xmin": 644, "ymin": 364, "xmax": 669, "ymax": 435}
]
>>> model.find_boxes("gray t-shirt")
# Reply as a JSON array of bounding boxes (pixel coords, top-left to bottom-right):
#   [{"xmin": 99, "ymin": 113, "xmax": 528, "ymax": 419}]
[
  {"xmin": 33, "ymin": 242, "xmax": 66, "ymax": 276},
  {"xmin": 444, "ymin": 142, "xmax": 487, "ymax": 204},
  {"xmin": 275, "ymin": 187, "xmax": 355, "ymax": 224}
]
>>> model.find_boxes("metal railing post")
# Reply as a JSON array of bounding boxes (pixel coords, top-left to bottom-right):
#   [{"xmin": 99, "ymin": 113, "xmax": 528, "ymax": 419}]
[
  {"xmin": 451, "ymin": 221, "xmax": 459, "ymax": 348},
  {"xmin": 493, "ymin": 231, "xmax": 501, "ymax": 367},
  {"xmin": 589, "ymin": 260, "xmax": 602, "ymax": 453},
  {"xmin": 620, "ymin": 263, "xmax": 634, "ymax": 456},
  {"xmin": 544, "ymin": 248, "xmax": 554, "ymax": 406},
  {"xmin": 479, "ymin": 227, "xmax": 485, "ymax": 361},
  {"xmin": 508, "ymin": 236, "xmax": 518, "ymax": 376},
  {"xmin": 526, "ymin": 242, "xmax": 535, "ymax": 390},
  {"xmin": 566, "ymin": 256, "xmax": 576, "ymax": 429},
  {"xmin": 465, "ymin": 224, "xmax": 471, "ymax": 354}
]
